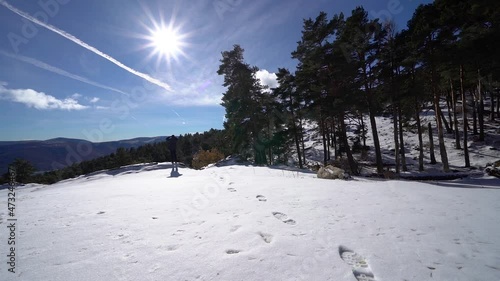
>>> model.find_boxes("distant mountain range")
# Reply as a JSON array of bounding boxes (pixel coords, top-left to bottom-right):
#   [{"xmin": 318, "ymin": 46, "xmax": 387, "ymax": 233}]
[{"xmin": 0, "ymin": 136, "xmax": 167, "ymax": 173}]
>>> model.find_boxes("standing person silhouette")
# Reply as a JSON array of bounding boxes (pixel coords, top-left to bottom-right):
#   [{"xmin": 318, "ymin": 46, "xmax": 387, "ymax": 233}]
[{"xmin": 166, "ymin": 135, "xmax": 178, "ymax": 164}]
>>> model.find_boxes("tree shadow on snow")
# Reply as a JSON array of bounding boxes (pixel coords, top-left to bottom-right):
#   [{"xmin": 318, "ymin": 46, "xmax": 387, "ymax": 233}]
[
  {"xmin": 430, "ymin": 177, "xmax": 500, "ymax": 189},
  {"xmin": 267, "ymin": 164, "xmax": 316, "ymax": 174},
  {"xmin": 103, "ymin": 162, "xmax": 163, "ymax": 176},
  {"xmin": 102, "ymin": 162, "xmax": 181, "ymax": 177}
]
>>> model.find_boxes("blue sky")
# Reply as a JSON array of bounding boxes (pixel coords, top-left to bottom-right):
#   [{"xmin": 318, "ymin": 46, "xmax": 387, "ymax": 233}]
[{"xmin": 0, "ymin": 0, "xmax": 431, "ymax": 142}]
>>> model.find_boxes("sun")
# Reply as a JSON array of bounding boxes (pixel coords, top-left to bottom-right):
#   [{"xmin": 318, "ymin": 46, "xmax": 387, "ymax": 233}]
[
  {"xmin": 142, "ymin": 20, "xmax": 188, "ymax": 66},
  {"xmin": 151, "ymin": 27, "xmax": 180, "ymax": 56},
  {"xmin": 135, "ymin": 3, "xmax": 191, "ymax": 67}
]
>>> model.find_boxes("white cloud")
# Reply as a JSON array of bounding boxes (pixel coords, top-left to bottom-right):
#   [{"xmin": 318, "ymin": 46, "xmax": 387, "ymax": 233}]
[
  {"xmin": 89, "ymin": 97, "xmax": 100, "ymax": 103},
  {"xmin": 0, "ymin": 85, "xmax": 89, "ymax": 111},
  {"xmin": 170, "ymin": 94, "xmax": 222, "ymax": 106},
  {"xmin": 155, "ymin": 80, "xmax": 223, "ymax": 107},
  {"xmin": 71, "ymin": 93, "xmax": 82, "ymax": 99},
  {"xmin": 95, "ymin": 105, "xmax": 109, "ymax": 110},
  {"xmin": 256, "ymin": 69, "xmax": 278, "ymax": 89}
]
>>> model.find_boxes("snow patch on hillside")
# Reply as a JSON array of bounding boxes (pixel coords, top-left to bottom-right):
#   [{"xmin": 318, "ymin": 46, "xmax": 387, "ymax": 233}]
[{"xmin": 299, "ymin": 105, "xmax": 500, "ymax": 175}]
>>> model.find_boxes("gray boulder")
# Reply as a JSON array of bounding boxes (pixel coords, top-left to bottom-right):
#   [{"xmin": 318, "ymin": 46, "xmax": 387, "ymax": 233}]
[
  {"xmin": 317, "ymin": 165, "xmax": 345, "ymax": 180},
  {"xmin": 485, "ymin": 160, "xmax": 500, "ymax": 178}
]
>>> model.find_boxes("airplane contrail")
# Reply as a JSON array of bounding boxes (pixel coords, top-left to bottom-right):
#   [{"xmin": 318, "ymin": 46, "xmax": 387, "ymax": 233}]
[
  {"xmin": 171, "ymin": 109, "xmax": 181, "ymax": 117},
  {"xmin": 0, "ymin": 50, "xmax": 129, "ymax": 96},
  {"xmin": 0, "ymin": 0, "xmax": 172, "ymax": 92}
]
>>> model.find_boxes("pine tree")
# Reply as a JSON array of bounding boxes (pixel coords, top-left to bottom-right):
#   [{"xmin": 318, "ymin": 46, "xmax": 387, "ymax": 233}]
[
  {"xmin": 273, "ymin": 68, "xmax": 305, "ymax": 168},
  {"xmin": 337, "ymin": 7, "xmax": 386, "ymax": 174},
  {"xmin": 9, "ymin": 158, "xmax": 36, "ymax": 183},
  {"xmin": 292, "ymin": 12, "xmax": 337, "ymax": 166},
  {"xmin": 217, "ymin": 45, "xmax": 269, "ymax": 165},
  {"xmin": 408, "ymin": 4, "xmax": 450, "ymax": 172}
]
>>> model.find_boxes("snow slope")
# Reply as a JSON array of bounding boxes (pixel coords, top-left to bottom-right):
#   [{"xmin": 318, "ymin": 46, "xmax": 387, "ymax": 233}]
[
  {"xmin": 1, "ymin": 162, "xmax": 500, "ymax": 281},
  {"xmin": 301, "ymin": 110, "xmax": 500, "ymax": 174}
]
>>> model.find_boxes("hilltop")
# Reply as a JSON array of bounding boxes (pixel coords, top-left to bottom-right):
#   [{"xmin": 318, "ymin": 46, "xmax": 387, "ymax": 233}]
[{"xmin": 1, "ymin": 162, "xmax": 499, "ymax": 280}]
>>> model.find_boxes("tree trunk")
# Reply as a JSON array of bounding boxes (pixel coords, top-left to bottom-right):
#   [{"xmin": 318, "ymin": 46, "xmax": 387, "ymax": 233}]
[
  {"xmin": 339, "ymin": 111, "xmax": 358, "ymax": 175},
  {"xmin": 477, "ymin": 69, "xmax": 485, "ymax": 141},
  {"xmin": 472, "ymin": 91, "xmax": 478, "ymax": 135},
  {"xmin": 434, "ymin": 102, "xmax": 450, "ymax": 172},
  {"xmin": 254, "ymin": 144, "xmax": 267, "ymax": 165},
  {"xmin": 431, "ymin": 69, "xmax": 450, "ymax": 172},
  {"xmin": 332, "ymin": 120, "xmax": 338, "ymax": 160},
  {"xmin": 300, "ymin": 118, "xmax": 306, "ymax": 167},
  {"xmin": 268, "ymin": 122, "xmax": 272, "ymax": 166},
  {"xmin": 392, "ymin": 104, "xmax": 400, "ymax": 173},
  {"xmin": 320, "ymin": 116, "xmax": 328, "ymax": 166},
  {"xmin": 428, "ymin": 122, "xmax": 437, "ymax": 164},
  {"xmin": 326, "ymin": 126, "xmax": 331, "ymax": 158},
  {"xmin": 293, "ymin": 128, "xmax": 302, "ymax": 168},
  {"xmin": 412, "ymin": 66, "xmax": 424, "ymax": 171},
  {"xmin": 268, "ymin": 146, "xmax": 272, "ymax": 165},
  {"xmin": 289, "ymin": 95, "xmax": 302, "ymax": 169},
  {"xmin": 398, "ymin": 106, "xmax": 408, "ymax": 171},
  {"xmin": 360, "ymin": 114, "xmax": 366, "ymax": 148},
  {"xmin": 497, "ymin": 90, "xmax": 500, "ymax": 118},
  {"xmin": 490, "ymin": 89, "xmax": 495, "ymax": 121},
  {"xmin": 361, "ymin": 56, "xmax": 383, "ymax": 174},
  {"xmin": 292, "ymin": 119, "xmax": 303, "ymax": 169},
  {"xmin": 446, "ymin": 92, "xmax": 454, "ymax": 132},
  {"xmin": 450, "ymin": 79, "xmax": 461, "ymax": 149},
  {"xmin": 253, "ymin": 126, "xmax": 267, "ymax": 165},
  {"xmin": 326, "ymin": 119, "xmax": 331, "ymax": 161},
  {"xmin": 360, "ymin": 114, "xmax": 367, "ymax": 160},
  {"xmin": 367, "ymin": 96, "xmax": 383, "ymax": 174},
  {"xmin": 439, "ymin": 105, "xmax": 452, "ymax": 134},
  {"xmin": 415, "ymin": 101, "xmax": 424, "ymax": 171},
  {"xmin": 460, "ymin": 65, "xmax": 470, "ymax": 167}
]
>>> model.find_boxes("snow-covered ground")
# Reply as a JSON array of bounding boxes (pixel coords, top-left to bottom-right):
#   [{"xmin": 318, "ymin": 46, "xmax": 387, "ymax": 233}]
[{"xmin": 1, "ymin": 162, "xmax": 500, "ymax": 281}]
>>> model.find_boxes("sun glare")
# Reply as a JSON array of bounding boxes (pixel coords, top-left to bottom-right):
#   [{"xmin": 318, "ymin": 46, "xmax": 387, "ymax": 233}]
[
  {"xmin": 151, "ymin": 27, "xmax": 180, "ymax": 56},
  {"xmin": 141, "ymin": 18, "xmax": 188, "ymax": 66}
]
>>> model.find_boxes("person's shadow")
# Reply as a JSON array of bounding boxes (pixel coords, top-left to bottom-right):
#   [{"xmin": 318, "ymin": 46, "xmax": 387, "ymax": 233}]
[{"xmin": 169, "ymin": 163, "xmax": 182, "ymax": 178}]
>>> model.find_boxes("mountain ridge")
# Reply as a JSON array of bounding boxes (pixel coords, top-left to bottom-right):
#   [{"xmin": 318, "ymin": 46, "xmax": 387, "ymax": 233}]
[{"xmin": 0, "ymin": 136, "xmax": 168, "ymax": 173}]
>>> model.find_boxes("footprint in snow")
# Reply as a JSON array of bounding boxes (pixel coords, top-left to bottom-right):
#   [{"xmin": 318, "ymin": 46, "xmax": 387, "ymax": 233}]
[
  {"xmin": 228, "ymin": 187, "xmax": 237, "ymax": 192},
  {"xmin": 339, "ymin": 245, "xmax": 376, "ymax": 281},
  {"xmin": 272, "ymin": 212, "xmax": 296, "ymax": 225},
  {"xmin": 112, "ymin": 233, "xmax": 128, "ymax": 240},
  {"xmin": 230, "ymin": 225, "xmax": 242, "ymax": 232},
  {"xmin": 149, "ymin": 264, "xmax": 161, "ymax": 273},
  {"xmin": 166, "ymin": 244, "xmax": 180, "ymax": 251},
  {"xmin": 256, "ymin": 195, "xmax": 267, "ymax": 202},
  {"xmin": 210, "ymin": 173, "xmax": 231, "ymax": 186},
  {"xmin": 226, "ymin": 249, "xmax": 241, "ymax": 254},
  {"xmin": 258, "ymin": 232, "xmax": 273, "ymax": 243}
]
